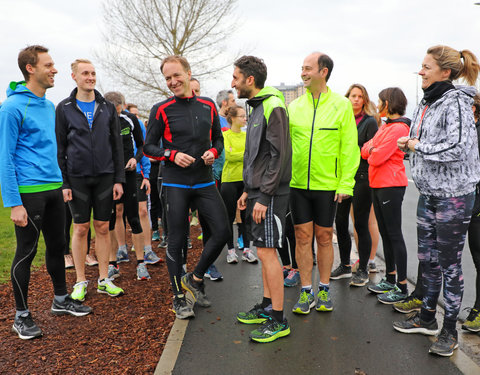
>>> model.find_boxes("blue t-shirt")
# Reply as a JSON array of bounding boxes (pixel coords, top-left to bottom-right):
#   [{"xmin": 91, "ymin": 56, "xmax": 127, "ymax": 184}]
[{"xmin": 77, "ymin": 99, "xmax": 95, "ymax": 128}]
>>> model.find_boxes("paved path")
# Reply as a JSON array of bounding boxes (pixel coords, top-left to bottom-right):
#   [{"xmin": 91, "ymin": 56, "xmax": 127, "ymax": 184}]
[{"xmin": 156, "ymin": 256, "xmax": 480, "ymax": 375}]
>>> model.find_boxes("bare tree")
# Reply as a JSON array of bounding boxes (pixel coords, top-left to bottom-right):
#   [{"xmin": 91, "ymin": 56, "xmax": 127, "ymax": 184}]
[{"xmin": 95, "ymin": 0, "xmax": 239, "ymax": 112}]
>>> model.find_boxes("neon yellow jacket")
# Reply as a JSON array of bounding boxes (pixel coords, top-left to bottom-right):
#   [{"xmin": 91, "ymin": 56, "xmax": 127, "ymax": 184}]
[
  {"xmin": 221, "ymin": 129, "xmax": 246, "ymax": 182},
  {"xmin": 288, "ymin": 88, "xmax": 359, "ymax": 195}
]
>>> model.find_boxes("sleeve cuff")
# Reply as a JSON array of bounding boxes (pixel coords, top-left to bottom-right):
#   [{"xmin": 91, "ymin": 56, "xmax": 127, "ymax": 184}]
[
  {"xmin": 257, "ymin": 193, "xmax": 272, "ymax": 206},
  {"xmin": 209, "ymin": 148, "xmax": 219, "ymax": 159}
]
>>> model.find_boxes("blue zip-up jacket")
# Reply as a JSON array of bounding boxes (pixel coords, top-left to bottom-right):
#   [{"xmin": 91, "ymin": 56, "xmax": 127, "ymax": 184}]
[
  {"xmin": 134, "ymin": 118, "xmax": 151, "ymax": 178},
  {"xmin": 0, "ymin": 81, "xmax": 62, "ymax": 207}
]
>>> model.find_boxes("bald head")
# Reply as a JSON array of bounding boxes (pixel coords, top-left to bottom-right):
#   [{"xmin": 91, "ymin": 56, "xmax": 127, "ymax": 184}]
[{"xmin": 310, "ymin": 52, "xmax": 334, "ymax": 82}]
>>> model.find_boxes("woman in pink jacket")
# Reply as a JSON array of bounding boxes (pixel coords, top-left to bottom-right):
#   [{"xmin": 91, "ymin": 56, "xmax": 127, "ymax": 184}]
[{"xmin": 361, "ymin": 87, "xmax": 410, "ymax": 304}]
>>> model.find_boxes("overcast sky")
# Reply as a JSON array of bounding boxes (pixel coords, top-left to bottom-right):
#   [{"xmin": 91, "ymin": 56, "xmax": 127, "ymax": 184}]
[{"xmin": 1, "ymin": 0, "xmax": 480, "ymax": 116}]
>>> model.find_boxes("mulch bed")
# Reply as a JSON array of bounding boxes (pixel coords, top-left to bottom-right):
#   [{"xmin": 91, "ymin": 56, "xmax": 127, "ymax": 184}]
[{"xmin": 0, "ymin": 225, "xmax": 203, "ymax": 374}]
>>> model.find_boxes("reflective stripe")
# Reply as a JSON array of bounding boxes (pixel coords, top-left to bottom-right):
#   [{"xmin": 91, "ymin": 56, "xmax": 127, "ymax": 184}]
[{"xmin": 163, "ymin": 181, "xmax": 215, "ymax": 189}]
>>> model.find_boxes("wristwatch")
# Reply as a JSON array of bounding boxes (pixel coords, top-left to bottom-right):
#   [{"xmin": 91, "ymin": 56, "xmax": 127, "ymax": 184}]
[{"xmin": 164, "ymin": 149, "xmax": 171, "ymax": 159}]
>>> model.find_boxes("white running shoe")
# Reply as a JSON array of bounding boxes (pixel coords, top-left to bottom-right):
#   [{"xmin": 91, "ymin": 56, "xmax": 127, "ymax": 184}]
[
  {"xmin": 242, "ymin": 249, "xmax": 258, "ymax": 263},
  {"xmin": 226, "ymin": 249, "xmax": 239, "ymax": 264}
]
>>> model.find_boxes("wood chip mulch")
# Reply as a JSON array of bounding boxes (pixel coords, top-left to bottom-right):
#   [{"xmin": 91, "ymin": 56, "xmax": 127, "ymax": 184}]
[{"xmin": 0, "ymin": 225, "xmax": 203, "ymax": 375}]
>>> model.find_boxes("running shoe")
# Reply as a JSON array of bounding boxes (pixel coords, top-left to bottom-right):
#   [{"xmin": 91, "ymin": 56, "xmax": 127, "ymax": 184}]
[
  {"xmin": 242, "ymin": 249, "xmax": 258, "ymax": 263},
  {"xmin": 237, "ymin": 303, "xmax": 271, "ymax": 324},
  {"xmin": 249, "ymin": 316, "xmax": 290, "ymax": 343},
  {"xmin": 316, "ymin": 288, "xmax": 333, "ymax": 312},
  {"xmin": 64, "ymin": 254, "xmax": 74, "ymax": 269},
  {"xmin": 227, "ymin": 249, "xmax": 239, "ymax": 264},
  {"xmin": 237, "ymin": 235, "xmax": 244, "ymax": 250},
  {"xmin": 197, "ymin": 233, "xmax": 203, "ymax": 240},
  {"xmin": 71, "ymin": 281, "xmax": 88, "ymax": 302},
  {"xmin": 158, "ymin": 237, "xmax": 168, "ymax": 248},
  {"xmin": 144, "ymin": 249, "xmax": 163, "ymax": 264},
  {"xmin": 151, "ymin": 230, "xmax": 161, "ymax": 241},
  {"xmin": 51, "ymin": 295, "xmax": 92, "ymax": 316},
  {"xmin": 172, "ymin": 294, "xmax": 195, "ymax": 319},
  {"xmin": 367, "ymin": 277, "xmax": 396, "ymax": 294},
  {"xmin": 368, "ymin": 261, "xmax": 379, "ymax": 273},
  {"xmin": 137, "ymin": 263, "xmax": 151, "ymax": 280},
  {"xmin": 292, "ymin": 290, "xmax": 315, "ymax": 314},
  {"xmin": 330, "ymin": 264, "xmax": 352, "ymax": 280},
  {"xmin": 284, "ymin": 269, "xmax": 300, "ymax": 287},
  {"xmin": 393, "ymin": 311, "xmax": 439, "ymax": 335},
  {"xmin": 282, "ymin": 266, "xmax": 290, "ymax": 279},
  {"xmin": 181, "ymin": 272, "xmax": 211, "ymax": 307},
  {"xmin": 108, "ymin": 264, "xmax": 120, "ymax": 279},
  {"xmin": 187, "ymin": 238, "xmax": 193, "ymax": 249},
  {"xmin": 85, "ymin": 254, "xmax": 98, "ymax": 266},
  {"xmin": 350, "ymin": 269, "xmax": 369, "ymax": 287},
  {"xmin": 429, "ymin": 329, "xmax": 458, "ymax": 357},
  {"xmin": 97, "ymin": 278, "xmax": 124, "ymax": 297},
  {"xmin": 116, "ymin": 247, "xmax": 129, "ymax": 263},
  {"xmin": 462, "ymin": 308, "xmax": 480, "ymax": 332},
  {"xmin": 204, "ymin": 264, "xmax": 223, "ymax": 281},
  {"xmin": 12, "ymin": 313, "xmax": 42, "ymax": 340},
  {"xmin": 393, "ymin": 294, "xmax": 422, "ymax": 314},
  {"xmin": 377, "ymin": 286, "xmax": 407, "ymax": 304}
]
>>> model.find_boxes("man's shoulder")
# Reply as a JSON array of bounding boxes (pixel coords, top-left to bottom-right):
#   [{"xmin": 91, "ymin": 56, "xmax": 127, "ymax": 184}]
[
  {"xmin": 195, "ymin": 96, "xmax": 218, "ymax": 113},
  {"xmin": 152, "ymin": 96, "xmax": 176, "ymax": 112}
]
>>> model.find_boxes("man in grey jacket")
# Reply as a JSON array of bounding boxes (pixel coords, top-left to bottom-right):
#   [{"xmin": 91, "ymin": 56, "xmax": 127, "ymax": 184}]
[{"xmin": 232, "ymin": 55, "xmax": 292, "ymax": 343}]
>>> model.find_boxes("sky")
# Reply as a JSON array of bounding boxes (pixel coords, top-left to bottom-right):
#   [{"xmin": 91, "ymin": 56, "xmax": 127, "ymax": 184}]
[{"xmin": 1, "ymin": 0, "xmax": 480, "ymax": 117}]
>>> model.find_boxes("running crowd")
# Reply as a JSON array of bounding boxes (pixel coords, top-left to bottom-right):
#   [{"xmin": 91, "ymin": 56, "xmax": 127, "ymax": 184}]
[{"xmin": 1, "ymin": 44, "xmax": 480, "ymax": 358}]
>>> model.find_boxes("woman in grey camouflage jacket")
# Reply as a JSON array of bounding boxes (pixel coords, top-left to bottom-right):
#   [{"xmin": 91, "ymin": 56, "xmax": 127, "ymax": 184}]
[{"xmin": 394, "ymin": 45, "xmax": 480, "ymax": 357}]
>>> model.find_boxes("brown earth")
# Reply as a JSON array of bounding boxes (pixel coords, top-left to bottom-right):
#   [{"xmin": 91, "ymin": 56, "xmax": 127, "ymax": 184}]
[{"xmin": 0, "ymin": 226, "xmax": 203, "ymax": 375}]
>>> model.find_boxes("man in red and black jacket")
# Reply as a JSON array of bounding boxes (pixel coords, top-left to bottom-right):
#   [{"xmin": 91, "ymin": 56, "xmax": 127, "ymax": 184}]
[{"xmin": 144, "ymin": 55, "xmax": 230, "ymax": 320}]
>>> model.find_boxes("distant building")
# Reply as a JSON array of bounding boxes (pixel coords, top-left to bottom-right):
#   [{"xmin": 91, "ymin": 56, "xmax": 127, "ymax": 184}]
[{"xmin": 274, "ymin": 82, "xmax": 306, "ymax": 105}]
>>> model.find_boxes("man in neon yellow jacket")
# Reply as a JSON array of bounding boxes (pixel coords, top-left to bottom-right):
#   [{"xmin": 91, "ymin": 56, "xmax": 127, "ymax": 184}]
[{"xmin": 289, "ymin": 52, "xmax": 359, "ymax": 315}]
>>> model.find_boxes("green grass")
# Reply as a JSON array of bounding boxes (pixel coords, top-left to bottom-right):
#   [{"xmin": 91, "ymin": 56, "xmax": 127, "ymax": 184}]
[{"xmin": 0, "ymin": 195, "xmax": 46, "ymax": 284}]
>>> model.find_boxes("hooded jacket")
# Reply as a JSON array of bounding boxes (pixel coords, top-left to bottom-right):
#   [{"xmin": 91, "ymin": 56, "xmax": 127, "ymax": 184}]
[
  {"xmin": 0, "ymin": 81, "xmax": 62, "ymax": 207},
  {"xmin": 409, "ymin": 85, "xmax": 480, "ymax": 197},
  {"xmin": 288, "ymin": 88, "xmax": 360, "ymax": 195},
  {"xmin": 243, "ymin": 86, "xmax": 292, "ymax": 205},
  {"xmin": 361, "ymin": 117, "xmax": 410, "ymax": 188},
  {"xmin": 55, "ymin": 88, "xmax": 125, "ymax": 188}
]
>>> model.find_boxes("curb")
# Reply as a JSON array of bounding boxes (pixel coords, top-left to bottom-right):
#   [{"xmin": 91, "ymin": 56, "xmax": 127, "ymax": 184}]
[{"xmin": 154, "ymin": 318, "xmax": 189, "ymax": 375}]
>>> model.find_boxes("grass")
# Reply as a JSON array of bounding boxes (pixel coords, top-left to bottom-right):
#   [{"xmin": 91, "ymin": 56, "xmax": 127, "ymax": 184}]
[{"xmin": 0, "ymin": 195, "xmax": 46, "ymax": 284}]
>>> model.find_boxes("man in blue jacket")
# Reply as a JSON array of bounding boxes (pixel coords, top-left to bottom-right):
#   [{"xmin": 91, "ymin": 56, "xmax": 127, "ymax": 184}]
[{"xmin": 0, "ymin": 45, "xmax": 91, "ymax": 340}]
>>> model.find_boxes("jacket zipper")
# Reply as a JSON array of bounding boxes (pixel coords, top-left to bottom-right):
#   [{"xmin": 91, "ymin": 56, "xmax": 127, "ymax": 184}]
[{"xmin": 307, "ymin": 93, "xmax": 320, "ymax": 190}]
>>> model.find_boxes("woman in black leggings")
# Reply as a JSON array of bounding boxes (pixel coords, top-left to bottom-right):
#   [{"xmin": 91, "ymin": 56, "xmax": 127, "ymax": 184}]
[
  {"xmin": 331, "ymin": 84, "xmax": 378, "ymax": 287},
  {"xmin": 220, "ymin": 105, "xmax": 257, "ymax": 264},
  {"xmin": 361, "ymin": 87, "xmax": 410, "ymax": 304}
]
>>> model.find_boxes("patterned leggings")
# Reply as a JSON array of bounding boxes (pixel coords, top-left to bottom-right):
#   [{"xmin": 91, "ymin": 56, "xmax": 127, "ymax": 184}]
[{"xmin": 417, "ymin": 192, "xmax": 474, "ymax": 322}]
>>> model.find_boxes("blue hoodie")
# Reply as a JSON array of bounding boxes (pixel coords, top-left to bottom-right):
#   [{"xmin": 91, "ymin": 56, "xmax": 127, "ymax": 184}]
[
  {"xmin": 134, "ymin": 117, "xmax": 151, "ymax": 178},
  {"xmin": 0, "ymin": 81, "xmax": 62, "ymax": 207}
]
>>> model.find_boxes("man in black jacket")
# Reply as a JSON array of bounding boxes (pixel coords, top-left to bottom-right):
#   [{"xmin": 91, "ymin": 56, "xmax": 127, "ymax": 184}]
[
  {"xmin": 56, "ymin": 59, "xmax": 125, "ymax": 301},
  {"xmin": 144, "ymin": 55, "xmax": 230, "ymax": 319}
]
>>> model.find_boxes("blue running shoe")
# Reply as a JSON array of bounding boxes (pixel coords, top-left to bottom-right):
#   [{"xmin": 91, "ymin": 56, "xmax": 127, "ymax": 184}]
[
  {"xmin": 237, "ymin": 235, "xmax": 244, "ymax": 250},
  {"xmin": 116, "ymin": 248, "xmax": 129, "ymax": 263},
  {"xmin": 151, "ymin": 230, "xmax": 160, "ymax": 241},
  {"xmin": 204, "ymin": 264, "xmax": 223, "ymax": 281},
  {"xmin": 284, "ymin": 269, "xmax": 300, "ymax": 287},
  {"xmin": 367, "ymin": 277, "xmax": 396, "ymax": 294}
]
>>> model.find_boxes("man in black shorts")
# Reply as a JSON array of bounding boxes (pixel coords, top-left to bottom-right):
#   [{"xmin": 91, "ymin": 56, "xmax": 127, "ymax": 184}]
[
  {"xmin": 232, "ymin": 56, "xmax": 292, "ymax": 343},
  {"xmin": 0, "ymin": 46, "xmax": 91, "ymax": 340},
  {"xmin": 56, "ymin": 59, "xmax": 125, "ymax": 300},
  {"xmin": 288, "ymin": 52, "xmax": 359, "ymax": 315},
  {"xmin": 144, "ymin": 55, "xmax": 230, "ymax": 319}
]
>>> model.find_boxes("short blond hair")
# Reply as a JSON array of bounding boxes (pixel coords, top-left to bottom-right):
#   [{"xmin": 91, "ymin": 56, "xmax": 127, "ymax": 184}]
[{"xmin": 71, "ymin": 58, "xmax": 93, "ymax": 73}]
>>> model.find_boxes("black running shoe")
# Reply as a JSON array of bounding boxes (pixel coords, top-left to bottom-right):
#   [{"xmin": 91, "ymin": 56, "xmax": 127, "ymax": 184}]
[
  {"xmin": 12, "ymin": 313, "xmax": 42, "ymax": 340},
  {"xmin": 51, "ymin": 295, "xmax": 92, "ymax": 316},
  {"xmin": 429, "ymin": 329, "xmax": 458, "ymax": 357},
  {"xmin": 330, "ymin": 264, "xmax": 352, "ymax": 280},
  {"xmin": 393, "ymin": 311, "xmax": 439, "ymax": 335},
  {"xmin": 181, "ymin": 272, "xmax": 211, "ymax": 307}
]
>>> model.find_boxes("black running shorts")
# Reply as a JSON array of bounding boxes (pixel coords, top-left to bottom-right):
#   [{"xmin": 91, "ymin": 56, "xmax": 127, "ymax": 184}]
[
  {"xmin": 245, "ymin": 194, "xmax": 289, "ymax": 249},
  {"xmin": 68, "ymin": 174, "xmax": 114, "ymax": 223},
  {"xmin": 136, "ymin": 174, "xmax": 148, "ymax": 202},
  {"xmin": 290, "ymin": 188, "xmax": 337, "ymax": 227}
]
